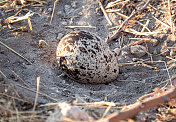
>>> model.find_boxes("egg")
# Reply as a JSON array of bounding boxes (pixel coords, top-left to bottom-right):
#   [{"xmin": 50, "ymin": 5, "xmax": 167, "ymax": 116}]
[{"xmin": 56, "ymin": 31, "xmax": 119, "ymax": 84}]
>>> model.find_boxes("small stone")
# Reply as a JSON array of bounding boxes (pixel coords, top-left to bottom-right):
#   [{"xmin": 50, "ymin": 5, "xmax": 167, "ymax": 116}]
[
  {"xmin": 130, "ymin": 45, "xmax": 147, "ymax": 57},
  {"xmin": 48, "ymin": 8, "xmax": 53, "ymax": 13},
  {"xmin": 57, "ymin": 11, "xmax": 63, "ymax": 16},
  {"xmin": 57, "ymin": 33, "xmax": 63, "ymax": 40},
  {"xmin": 60, "ymin": 21, "xmax": 67, "ymax": 26}
]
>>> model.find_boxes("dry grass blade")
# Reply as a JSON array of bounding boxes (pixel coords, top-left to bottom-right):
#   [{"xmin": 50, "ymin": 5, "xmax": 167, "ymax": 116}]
[
  {"xmin": 5, "ymin": 11, "xmax": 34, "ymax": 24},
  {"xmin": 50, "ymin": 0, "xmax": 59, "ymax": 24},
  {"xmin": 106, "ymin": 0, "xmax": 152, "ymax": 43},
  {"xmin": 27, "ymin": 0, "xmax": 48, "ymax": 4},
  {"xmin": 33, "ymin": 77, "xmax": 40, "ymax": 111},
  {"xmin": 0, "ymin": 0, "xmax": 7, "ymax": 4},
  {"xmin": 102, "ymin": 105, "xmax": 113, "ymax": 118},
  {"xmin": 0, "ymin": 92, "xmax": 30, "ymax": 103},
  {"xmin": 98, "ymin": 86, "xmax": 176, "ymax": 122},
  {"xmin": 75, "ymin": 101, "xmax": 116, "ymax": 108},
  {"xmin": 28, "ymin": 17, "xmax": 32, "ymax": 30},
  {"xmin": 16, "ymin": 84, "xmax": 58, "ymax": 102},
  {"xmin": 30, "ymin": 77, "xmax": 40, "ymax": 120},
  {"xmin": 153, "ymin": 16, "xmax": 171, "ymax": 28},
  {"xmin": 141, "ymin": 19, "xmax": 150, "ymax": 33},
  {"xmin": 65, "ymin": 25, "xmax": 96, "ymax": 28},
  {"xmin": 105, "ymin": 0, "xmax": 129, "ymax": 9},
  {"xmin": 0, "ymin": 70, "xmax": 7, "ymax": 78},
  {"xmin": 97, "ymin": 0, "xmax": 112, "ymax": 25},
  {"xmin": 40, "ymin": 101, "xmax": 116, "ymax": 108},
  {"xmin": 39, "ymin": 40, "xmax": 48, "ymax": 47},
  {"xmin": 124, "ymin": 28, "xmax": 158, "ymax": 35},
  {"xmin": 107, "ymin": 11, "xmax": 151, "ymax": 32},
  {"xmin": 167, "ymin": 0, "xmax": 175, "ymax": 41},
  {"xmin": 0, "ymin": 40, "xmax": 32, "ymax": 64},
  {"xmin": 10, "ymin": 69, "xmax": 33, "ymax": 88}
]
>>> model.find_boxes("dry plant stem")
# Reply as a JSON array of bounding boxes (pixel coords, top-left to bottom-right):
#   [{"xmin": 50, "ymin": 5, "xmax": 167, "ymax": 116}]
[
  {"xmin": 0, "ymin": 70, "xmax": 7, "ymax": 78},
  {"xmin": 97, "ymin": 0, "xmax": 112, "ymax": 25},
  {"xmin": 27, "ymin": 0, "xmax": 48, "ymax": 4},
  {"xmin": 0, "ymin": 40, "xmax": 32, "ymax": 64},
  {"xmin": 33, "ymin": 77, "xmax": 40, "ymax": 111},
  {"xmin": 99, "ymin": 86, "xmax": 176, "ymax": 122},
  {"xmin": 10, "ymin": 69, "xmax": 33, "ymax": 88},
  {"xmin": 65, "ymin": 25, "xmax": 96, "ymax": 28},
  {"xmin": 124, "ymin": 28, "xmax": 158, "ymax": 35},
  {"xmin": 50, "ymin": 0, "xmax": 59, "ymax": 24},
  {"xmin": 105, "ymin": 0, "xmax": 129, "ymax": 9},
  {"xmin": 28, "ymin": 17, "xmax": 32, "ymax": 30},
  {"xmin": 16, "ymin": 84, "xmax": 58, "ymax": 102},
  {"xmin": 167, "ymin": 0, "xmax": 175, "ymax": 41},
  {"xmin": 5, "ymin": 12, "xmax": 34, "ymax": 24},
  {"xmin": 0, "ymin": 0, "xmax": 7, "ymax": 4},
  {"xmin": 30, "ymin": 77, "xmax": 40, "ymax": 120},
  {"xmin": 152, "ymin": 16, "xmax": 171, "ymax": 28},
  {"xmin": 0, "ymin": 93, "xmax": 30, "ymax": 103},
  {"xmin": 106, "ymin": 0, "xmax": 151, "ymax": 44},
  {"xmin": 107, "ymin": 11, "xmax": 151, "ymax": 32},
  {"xmin": 0, "ymin": 41, "xmax": 32, "ymax": 64}
]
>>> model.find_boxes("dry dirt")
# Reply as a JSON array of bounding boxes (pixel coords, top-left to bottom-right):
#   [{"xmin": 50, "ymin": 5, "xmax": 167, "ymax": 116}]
[{"xmin": 0, "ymin": 0, "xmax": 176, "ymax": 121}]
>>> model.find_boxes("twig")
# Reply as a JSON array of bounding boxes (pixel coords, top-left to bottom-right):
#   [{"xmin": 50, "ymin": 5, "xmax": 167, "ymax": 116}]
[
  {"xmin": 124, "ymin": 28, "xmax": 158, "ymax": 35},
  {"xmin": 153, "ymin": 16, "xmax": 171, "ymax": 28},
  {"xmin": 5, "ymin": 11, "xmax": 34, "ymax": 24},
  {"xmin": 0, "ymin": 93, "xmax": 30, "ymax": 103},
  {"xmin": 16, "ymin": 84, "xmax": 57, "ymax": 102},
  {"xmin": 97, "ymin": 0, "xmax": 112, "ymax": 25},
  {"xmin": 107, "ymin": 11, "xmax": 151, "ymax": 32},
  {"xmin": 98, "ymin": 86, "xmax": 176, "ymax": 122},
  {"xmin": 50, "ymin": 0, "xmax": 59, "ymax": 24},
  {"xmin": 33, "ymin": 77, "xmax": 40, "ymax": 111},
  {"xmin": 10, "ymin": 69, "xmax": 32, "ymax": 88},
  {"xmin": 141, "ymin": 19, "xmax": 150, "ymax": 33},
  {"xmin": 65, "ymin": 25, "xmax": 96, "ymax": 29},
  {"xmin": 167, "ymin": 0, "xmax": 175, "ymax": 41},
  {"xmin": 0, "ymin": 40, "xmax": 32, "ymax": 64},
  {"xmin": 0, "ymin": 70, "xmax": 7, "ymax": 78},
  {"xmin": 106, "ymin": 0, "xmax": 151, "ymax": 43},
  {"xmin": 30, "ymin": 77, "xmax": 40, "ymax": 120},
  {"xmin": 105, "ymin": 0, "xmax": 129, "ymax": 9},
  {"xmin": 27, "ymin": 0, "xmax": 48, "ymax": 4}
]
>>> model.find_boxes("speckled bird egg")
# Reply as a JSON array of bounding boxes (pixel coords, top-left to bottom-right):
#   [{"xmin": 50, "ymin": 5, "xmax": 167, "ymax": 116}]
[{"xmin": 56, "ymin": 31, "xmax": 119, "ymax": 84}]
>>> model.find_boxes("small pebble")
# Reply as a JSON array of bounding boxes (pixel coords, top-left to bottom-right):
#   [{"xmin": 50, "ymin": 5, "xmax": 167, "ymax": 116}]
[
  {"xmin": 57, "ymin": 33, "xmax": 64, "ymax": 40},
  {"xmin": 60, "ymin": 21, "xmax": 67, "ymax": 26},
  {"xmin": 130, "ymin": 45, "xmax": 147, "ymax": 57},
  {"xmin": 48, "ymin": 8, "xmax": 53, "ymax": 13}
]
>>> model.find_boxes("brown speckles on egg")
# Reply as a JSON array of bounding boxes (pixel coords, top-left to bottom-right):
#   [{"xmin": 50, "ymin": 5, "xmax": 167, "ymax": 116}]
[{"xmin": 56, "ymin": 31, "xmax": 119, "ymax": 84}]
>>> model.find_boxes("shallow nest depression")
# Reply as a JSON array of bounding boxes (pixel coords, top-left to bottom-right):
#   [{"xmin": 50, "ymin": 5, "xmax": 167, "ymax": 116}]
[{"xmin": 0, "ymin": 0, "xmax": 176, "ymax": 121}]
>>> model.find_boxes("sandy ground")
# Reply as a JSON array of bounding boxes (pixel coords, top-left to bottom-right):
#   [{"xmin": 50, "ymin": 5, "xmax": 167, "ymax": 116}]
[{"xmin": 0, "ymin": 0, "xmax": 176, "ymax": 120}]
